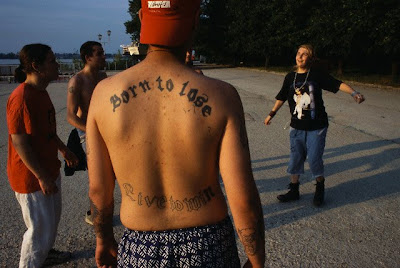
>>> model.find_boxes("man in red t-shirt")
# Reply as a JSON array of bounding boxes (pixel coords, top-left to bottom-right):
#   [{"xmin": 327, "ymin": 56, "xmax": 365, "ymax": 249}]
[
  {"xmin": 8, "ymin": 82, "xmax": 62, "ymax": 194},
  {"xmin": 7, "ymin": 44, "xmax": 78, "ymax": 267}
]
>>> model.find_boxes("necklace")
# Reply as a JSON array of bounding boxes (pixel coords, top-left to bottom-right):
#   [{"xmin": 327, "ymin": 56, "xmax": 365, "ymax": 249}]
[{"xmin": 293, "ymin": 69, "xmax": 310, "ymax": 94}]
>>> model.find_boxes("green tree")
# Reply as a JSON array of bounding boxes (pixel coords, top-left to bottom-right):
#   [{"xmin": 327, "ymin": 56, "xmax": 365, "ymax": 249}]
[
  {"xmin": 125, "ymin": 0, "xmax": 142, "ymax": 42},
  {"xmin": 122, "ymin": 0, "xmax": 399, "ymax": 83},
  {"xmin": 307, "ymin": 0, "xmax": 366, "ymax": 74},
  {"xmin": 0, "ymin": 52, "xmax": 18, "ymax": 59},
  {"xmin": 224, "ymin": 0, "xmax": 251, "ymax": 65},
  {"xmin": 368, "ymin": 0, "xmax": 400, "ymax": 81},
  {"xmin": 194, "ymin": 0, "xmax": 228, "ymax": 63},
  {"xmin": 241, "ymin": 0, "xmax": 313, "ymax": 68}
]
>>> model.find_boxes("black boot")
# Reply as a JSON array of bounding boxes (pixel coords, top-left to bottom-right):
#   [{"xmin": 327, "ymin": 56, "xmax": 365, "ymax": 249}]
[
  {"xmin": 277, "ymin": 182, "xmax": 300, "ymax": 202},
  {"xmin": 313, "ymin": 179, "xmax": 325, "ymax": 207}
]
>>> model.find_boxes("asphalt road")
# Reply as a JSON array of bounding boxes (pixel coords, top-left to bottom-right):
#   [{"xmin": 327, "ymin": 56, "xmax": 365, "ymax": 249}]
[{"xmin": 0, "ymin": 67, "xmax": 399, "ymax": 267}]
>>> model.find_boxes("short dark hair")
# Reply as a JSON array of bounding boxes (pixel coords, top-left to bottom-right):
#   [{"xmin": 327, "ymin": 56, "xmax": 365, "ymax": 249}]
[
  {"xmin": 15, "ymin": 43, "xmax": 52, "ymax": 83},
  {"xmin": 80, "ymin": 41, "xmax": 102, "ymax": 64}
]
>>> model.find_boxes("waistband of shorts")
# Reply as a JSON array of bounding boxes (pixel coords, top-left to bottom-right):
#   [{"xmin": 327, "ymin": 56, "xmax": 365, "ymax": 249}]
[{"xmin": 123, "ymin": 215, "xmax": 232, "ymax": 235}]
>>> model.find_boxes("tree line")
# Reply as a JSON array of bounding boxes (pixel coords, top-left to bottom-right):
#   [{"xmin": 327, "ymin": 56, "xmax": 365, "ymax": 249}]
[
  {"xmin": 0, "ymin": 53, "xmax": 19, "ymax": 59},
  {"xmin": 124, "ymin": 0, "xmax": 399, "ymax": 81}
]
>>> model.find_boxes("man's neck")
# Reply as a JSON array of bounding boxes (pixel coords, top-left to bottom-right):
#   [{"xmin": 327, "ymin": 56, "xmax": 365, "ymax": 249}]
[
  {"xmin": 25, "ymin": 75, "xmax": 48, "ymax": 91},
  {"xmin": 82, "ymin": 65, "xmax": 101, "ymax": 78},
  {"xmin": 296, "ymin": 67, "xmax": 310, "ymax": 74},
  {"xmin": 146, "ymin": 45, "xmax": 187, "ymax": 63}
]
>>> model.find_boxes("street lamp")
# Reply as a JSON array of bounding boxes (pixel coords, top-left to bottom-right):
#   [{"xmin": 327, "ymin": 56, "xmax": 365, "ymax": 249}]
[
  {"xmin": 98, "ymin": 30, "xmax": 111, "ymax": 46},
  {"xmin": 107, "ymin": 30, "xmax": 111, "ymax": 41},
  {"xmin": 97, "ymin": 30, "xmax": 112, "ymax": 70}
]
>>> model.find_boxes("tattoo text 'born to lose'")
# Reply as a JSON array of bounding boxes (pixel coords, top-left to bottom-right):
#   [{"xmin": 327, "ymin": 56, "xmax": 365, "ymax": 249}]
[
  {"xmin": 123, "ymin": 183, "xmax": 216, "ymax": 212},
  {"xmin": 110, "ymin": 77, "xmax": 212, "ymax": 117}
]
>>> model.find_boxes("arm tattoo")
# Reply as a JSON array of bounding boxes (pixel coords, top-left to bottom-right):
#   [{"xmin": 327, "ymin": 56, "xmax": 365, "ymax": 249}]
[
  {"xmin": 238, "ymin": 227, "xmax": 258, "ymax": 255},
  {"xmin": 90, "ymin": 198, "xmax": 114, "ymax": 240},
  {"xmin": 68, "ymin": 86, "xmax": 75, "ymax": 93},
  {"xmin": 238, "ymin": 207, "xmax": 265, "ymax": 256}
]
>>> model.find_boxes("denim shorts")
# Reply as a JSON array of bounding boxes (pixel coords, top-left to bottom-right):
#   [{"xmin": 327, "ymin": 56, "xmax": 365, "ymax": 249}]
[{"xmin": 287, "ymin": 127, "xmax": 327, "ymax": 178}]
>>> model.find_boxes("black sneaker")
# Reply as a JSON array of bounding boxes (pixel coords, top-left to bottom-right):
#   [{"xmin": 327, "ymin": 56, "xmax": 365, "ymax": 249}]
[
  {"xmin": 277, "ymin": 182, "xmax": 300, "ymax": 202},
  {"xmin": 313, "ymin": 180, "xmax": 325, "ymax": 207},
  {"xmin": 42, "ymin": 249, "xmax": 71, "ymax": 267}
]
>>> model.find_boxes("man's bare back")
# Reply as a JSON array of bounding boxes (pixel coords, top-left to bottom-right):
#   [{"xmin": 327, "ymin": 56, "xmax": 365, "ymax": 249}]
[
  {"xmin": 88, "ymin": 50, "xmax": 264, "ymax": 268},
  {"xmin": 88, "ymin": 53, "xmax": 246, "ymax": 230}
]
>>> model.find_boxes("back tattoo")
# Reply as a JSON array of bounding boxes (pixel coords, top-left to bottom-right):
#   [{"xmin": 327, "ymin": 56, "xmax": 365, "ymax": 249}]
[{"xmin": 109, "ymin": 76, "xmax": 212, "ymax": 117}]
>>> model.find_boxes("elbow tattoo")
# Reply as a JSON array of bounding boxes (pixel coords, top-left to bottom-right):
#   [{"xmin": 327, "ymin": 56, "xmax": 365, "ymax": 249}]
[{"xmin": 90, "ymin": 198, "xmax": 114, "ymax": 239}]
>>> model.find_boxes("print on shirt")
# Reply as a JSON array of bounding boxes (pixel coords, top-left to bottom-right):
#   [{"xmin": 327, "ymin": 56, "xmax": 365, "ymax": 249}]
[{"xmin": 292, "ymin": 81, "xmax": 316, "ymax": 120}]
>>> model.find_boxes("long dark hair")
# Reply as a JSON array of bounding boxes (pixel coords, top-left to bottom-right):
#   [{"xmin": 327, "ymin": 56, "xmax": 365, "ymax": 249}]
[{"xmin": 14, "ymin": 43, "xmax": 52, "ymax": 83}]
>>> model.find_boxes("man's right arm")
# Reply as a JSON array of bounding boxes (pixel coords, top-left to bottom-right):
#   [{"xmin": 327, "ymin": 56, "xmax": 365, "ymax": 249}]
[
  {"xmin": 86, "ymin": 97, "xmax": 117, "ymax": 267},
  {"xmin": 264, "ymin": 99, "xmax": 285, "ymax": 125},
  {"xmin": 67, "ymin": 77, "xmax": 86, "ymax": 131},
  {"xmin": 11, "ymin": 134, "xmax": 58, "ymax": 195},
  {"xmin": 219, "ymin": 86, "xmax": 265, "ymax": 267}
]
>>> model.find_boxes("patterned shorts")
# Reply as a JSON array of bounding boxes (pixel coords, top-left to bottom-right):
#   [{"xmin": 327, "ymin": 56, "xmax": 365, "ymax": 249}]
[{"xmin": 117, "ymin": 216, "xmax": 240, "ymax": 268}]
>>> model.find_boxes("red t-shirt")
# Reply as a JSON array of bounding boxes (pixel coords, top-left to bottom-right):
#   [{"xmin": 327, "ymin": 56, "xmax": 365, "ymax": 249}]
[{"xmin": 7, "ymin": 83, "xmax": 61, "ymax": 193}]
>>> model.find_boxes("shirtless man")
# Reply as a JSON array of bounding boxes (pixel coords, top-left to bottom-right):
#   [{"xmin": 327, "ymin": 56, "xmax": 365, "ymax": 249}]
[
  {"xmin": 87, "ymin": 1, "xmax": 265, "ymax": 267},
  {"xmin": 67, "ymin": 41, "xmax": 107, "ymax": 225}
]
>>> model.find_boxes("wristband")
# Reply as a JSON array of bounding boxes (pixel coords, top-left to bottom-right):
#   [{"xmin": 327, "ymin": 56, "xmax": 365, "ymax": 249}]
[
  {"xmin": 269, "ymin": 111, "xmax": 276, "ymax": 118},
  {"xmin": 351, "ymin": 91, "xmax": 360, "ymax": 97}
]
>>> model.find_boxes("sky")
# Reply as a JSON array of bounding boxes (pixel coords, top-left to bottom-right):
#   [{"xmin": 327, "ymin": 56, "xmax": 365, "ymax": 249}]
[{"xmin": 0, "ymin": 0, "xmax": 133, "ymax": 54}]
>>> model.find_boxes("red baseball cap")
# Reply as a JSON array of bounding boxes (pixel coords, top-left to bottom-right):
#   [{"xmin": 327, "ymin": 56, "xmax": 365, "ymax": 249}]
[{"xmin": 140, "ymin": 0, "xmax": 201, "ymax": 47}]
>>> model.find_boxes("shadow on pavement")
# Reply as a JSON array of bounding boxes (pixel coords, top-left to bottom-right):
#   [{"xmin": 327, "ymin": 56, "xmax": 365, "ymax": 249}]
[{"xmin": 251, "ymin": 139, "xmax": 400, "ymax": 230}]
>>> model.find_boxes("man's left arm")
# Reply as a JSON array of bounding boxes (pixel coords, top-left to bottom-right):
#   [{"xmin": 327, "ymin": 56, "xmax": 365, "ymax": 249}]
[
  {"xmin": 67, "ymin": 77, "xmax": 87, "ymax": 131},
  {"xmin": 86, "ymin": 107, "xmax": 117, "ymax": 267},
  {"xmin": 219, "ymin": 86, "xmax": 265, "ymax": 267}
]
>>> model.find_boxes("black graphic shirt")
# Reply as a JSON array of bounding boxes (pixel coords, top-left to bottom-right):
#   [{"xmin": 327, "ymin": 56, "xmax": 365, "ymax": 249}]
[{"xmin": 276, "ymin": 68, "xmax": 342, "ymax": 130}]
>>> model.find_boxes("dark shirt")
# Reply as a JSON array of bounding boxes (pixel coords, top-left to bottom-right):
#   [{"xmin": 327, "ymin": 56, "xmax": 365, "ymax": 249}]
[
  {"xmin": 64, "ymin": 128, "xmax": 87, "ymax": 176},
  {"xmin": 276, "ymin": 68, "xmax": 342, "ymax": 130}
]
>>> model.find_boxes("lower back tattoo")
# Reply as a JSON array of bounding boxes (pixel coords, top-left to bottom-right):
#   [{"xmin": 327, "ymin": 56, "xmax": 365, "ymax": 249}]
[{"xmin": 123, "ymin": 183, "xmax": 216, "ymax": 212}]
